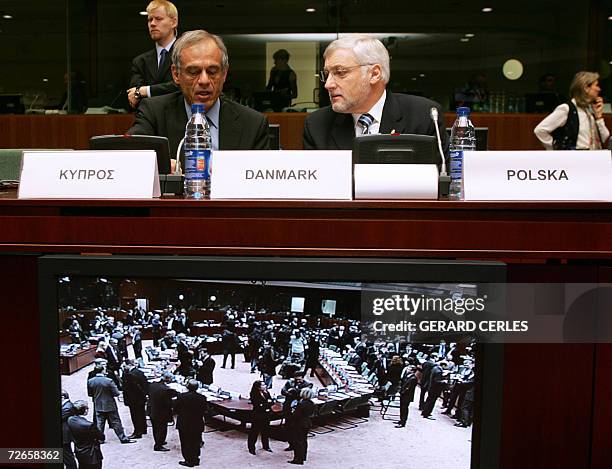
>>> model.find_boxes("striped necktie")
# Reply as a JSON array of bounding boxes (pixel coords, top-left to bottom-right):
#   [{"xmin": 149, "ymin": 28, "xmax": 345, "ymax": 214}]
[{"xmin": 358, "ymin": 113, "xmax": 374, "ymax": 134}]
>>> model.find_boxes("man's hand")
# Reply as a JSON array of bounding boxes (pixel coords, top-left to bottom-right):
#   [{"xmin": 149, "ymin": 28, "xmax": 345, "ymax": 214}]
[{"xmin": 127, "ymin": 86, "xmax": 149, "ymax": 108}]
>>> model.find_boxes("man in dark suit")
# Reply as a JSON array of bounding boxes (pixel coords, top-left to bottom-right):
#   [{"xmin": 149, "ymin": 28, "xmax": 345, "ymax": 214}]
[
  {"xmin": 122, "ymin": 359, "xmax": 149, "ymax": 439},
  {"xmin": 61, "ymin": 390, "xmax": 78, "ymax": 469},
  {"xmin": 395, "ymin": 365, "xmax": 418, "ymax": 428},
  {"xmin": 128, "ymin": 29, "xmax": 269, "ymax": 163},
  {"xmin": 87, "ymin": 370, "xmax": 134, "ymax": 444},
  {"xmin": 221, "ymin": 327, "xmax": 239, "ymax": 369},
  {"xmin": 421, "ymin": 361, "xmax": 448, "ymax": 419},
  {"xmin": 174, "ymin": 379, "xmax": 208, "ymax": 467},
  {"xmin": 148, "ymin": 371, "xmax": 177, "ymax": 451},
  {"xmin": 303, "ymin": 34, "xmax": 448, "ymax": 158},
  {"xmin": 127, "ymin": 0, "xmax": 179, "ymax": 108},
  {"xmin": 66, "ymin": 400, "xmax": 104, "ymax": 469},
  {"xmin": 196, "ymin": 348, "xmax": 216, "ymax": 385}
]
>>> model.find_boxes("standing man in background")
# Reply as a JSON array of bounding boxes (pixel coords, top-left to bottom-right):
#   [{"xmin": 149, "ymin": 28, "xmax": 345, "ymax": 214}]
[{"xmin": 127, "ymin": 0, "xmax": 179, "ymax": 108}]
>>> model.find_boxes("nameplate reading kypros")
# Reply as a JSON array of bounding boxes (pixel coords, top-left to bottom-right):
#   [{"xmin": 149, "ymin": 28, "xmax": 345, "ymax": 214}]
[
  {"xmin": 463, "ymin": 150, "xmax": 612, "ymax": 201},
  {"xmin": 18, "ymin": 150, "xmax": 161, "ymax": 199},
  {"xmin": 211, "ymin": 150, "xmax": 352, "ymax": 199}
]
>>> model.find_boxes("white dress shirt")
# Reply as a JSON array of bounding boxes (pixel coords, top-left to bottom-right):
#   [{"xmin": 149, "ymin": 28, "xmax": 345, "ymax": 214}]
[{"xmin": 352, "ymin": 90, "xmax": 387, "ymax": 136}]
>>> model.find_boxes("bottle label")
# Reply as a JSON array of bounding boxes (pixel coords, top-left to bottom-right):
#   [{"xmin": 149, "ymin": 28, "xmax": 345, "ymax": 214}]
[
  {"xmin": 449, "ymin": 149, "xmax": 463, "ymax": 181},
  {"xmin": 184, "ymin": 149, "xmax": 211, "ymax": 180}
]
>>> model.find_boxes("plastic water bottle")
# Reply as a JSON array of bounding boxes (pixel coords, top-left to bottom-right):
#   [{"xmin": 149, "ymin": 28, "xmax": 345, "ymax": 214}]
[
  {"xmin": 183, "ymin": 103, "xmax": 212, "ymax": 199},
  {"xmin": 449, "ymin": 106, "xmax": 476, "ymax": 200}
]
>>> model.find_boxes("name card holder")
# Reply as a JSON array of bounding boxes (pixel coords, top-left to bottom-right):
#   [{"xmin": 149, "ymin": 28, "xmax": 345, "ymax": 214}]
[
  {"xmin": 211, "ymin": 150, "xmax": 352, "ymax": 200},
  {"xmin": 353, "ymin": 164, "xmax": 439, "ymax": 199},
  {"xmin": 463, "ymin": 150, "xmax": 612, "ymax": 201},
  {"xmin": 18, "ymin": 150, "xmax": 161, "ymax": 199}
]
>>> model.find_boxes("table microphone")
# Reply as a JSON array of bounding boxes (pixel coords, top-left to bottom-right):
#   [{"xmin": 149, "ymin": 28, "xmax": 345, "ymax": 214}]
[{"xmin": 430, "ymin": 107, "xmax": 450, "ymax": 199}]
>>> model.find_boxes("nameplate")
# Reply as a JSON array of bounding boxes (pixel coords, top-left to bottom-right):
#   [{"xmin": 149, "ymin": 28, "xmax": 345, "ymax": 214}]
[
  {"xmin": 463, "ymin": 150, "xmax": 612, "ymax": 201},
  {"xmin": 211, "ymin": 150, "xmax": 352, "ymax": 199},
  {"xmin": 18, "ymin": 150, "xmax": 161, "ymax": 199},
  {"xmin": 354, "ymin": 164, "xmax": 438, "ymax": 199}
]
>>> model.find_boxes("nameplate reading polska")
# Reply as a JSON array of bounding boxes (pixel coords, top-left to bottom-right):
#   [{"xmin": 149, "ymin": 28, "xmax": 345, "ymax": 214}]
[
  {"xmin": 211, "ymin": 150, "xmax": 352, "ymax": 199},
  {"xmin": 18, "ymin": 150, "xmax": 161, "ymax": 199},
  {"xmin": 463, "ymin": 150, "xmax": 612, "ymax": 201}
]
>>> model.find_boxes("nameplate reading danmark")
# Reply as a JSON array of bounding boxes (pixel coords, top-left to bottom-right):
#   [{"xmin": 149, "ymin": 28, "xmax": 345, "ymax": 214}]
[
  {"xmin": 463, "ymin": 150, "xmax": 612, "ymax": 201},
  {"xmin": 211, "ymin": 150, "xmax": 352, "ymax": 199},
  {"xmin": 18, "ymin": 150, "xmax": 161, "ymax": 199}
]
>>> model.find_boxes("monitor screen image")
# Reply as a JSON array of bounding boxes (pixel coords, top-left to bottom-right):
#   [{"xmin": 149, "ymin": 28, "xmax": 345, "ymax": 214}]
[
  {"xmin": 89, "ymin": 135, "xmax": 172, "ymax": 174},
  {"xmin": 353, "ymin": 134, "xmax": 441, "ymax": 166},
  {"xmin": 39, "ymin": 256, "xmax": 504, "ymax": 469}
]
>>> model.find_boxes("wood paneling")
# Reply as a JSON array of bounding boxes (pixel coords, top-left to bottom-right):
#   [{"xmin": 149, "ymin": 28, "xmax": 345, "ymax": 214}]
[{"xmin": 3, "ymin": 113, "xmax": 610, "ymax": 151}]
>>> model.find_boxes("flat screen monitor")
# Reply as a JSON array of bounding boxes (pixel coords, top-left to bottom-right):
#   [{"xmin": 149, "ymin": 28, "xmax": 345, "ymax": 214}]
[
  {"xmin": 39, "ymin": 255, "xmax": 505, "ymax": 469},
  {"xmin": 253, "ymin": 91, "xmax": 290, "ymax": 112},
  {"xmin": 269, "ymin": 123, "xmax": 280, "ymax": 150},
  {"xmin": 0, "ymin": 93, "xmax": 25, "ymax": 114},
  {"xmin": 353, "ymin": 134, "xmax": 441, "ymax": 166},
  {"xmin": 89, "ymin": 135, "xmax": 171, "ymax": 174}
]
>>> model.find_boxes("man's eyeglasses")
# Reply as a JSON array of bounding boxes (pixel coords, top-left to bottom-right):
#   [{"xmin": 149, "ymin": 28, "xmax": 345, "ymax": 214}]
[{"xmin": 319, "ymin": 64, "xmax": 373, "ymax": 83}]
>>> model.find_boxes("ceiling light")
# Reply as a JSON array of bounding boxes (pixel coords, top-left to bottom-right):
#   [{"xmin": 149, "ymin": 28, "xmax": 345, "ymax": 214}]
[
  {"xmin": 306, "ymin": 7, "xmax": 316, "ymax": 13},
  {"xmin": 608, "ymin": 16, "xmax": 612, "ymax": 20},
  {"xmin": 419, "ymin": 73, "xmax": 426, "ymax": 78},
  {"xmin": 482, "ymin": 7, "xmax": 493, "ymax": 13},
  {"xmin": 139, "ymin": 11, "xmax": 147, "ymax": 16},
  {"xmin": 42, "ymin": 78, "xmax": 49, "ymax": 82},
  {"xmin": 460, "ymin": 38, "xmax": 470, "ymax": 42},
  {"xmin": 2, "ymin": 14, "xmax": 13, "ymax": 19},
  {"xmin": 465, "ymin": 33, "xmax": 475, "ymax": 38}
]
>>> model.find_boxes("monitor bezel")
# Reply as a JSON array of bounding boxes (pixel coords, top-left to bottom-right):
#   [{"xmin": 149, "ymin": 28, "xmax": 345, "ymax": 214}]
[
  {"xmin": 89, "ymin": 134, "xmax": 172, "ymax": 175},
  {"xmin": 39, "ymin": 255, "xmax": 505, "ymax": 469}
]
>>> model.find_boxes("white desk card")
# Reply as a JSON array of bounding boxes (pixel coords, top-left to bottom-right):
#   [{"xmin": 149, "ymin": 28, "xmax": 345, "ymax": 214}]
[
  {"xmin": 463, "ymin": 150, "xmax": 612, "ymax": 201},
  {"xmin": 354, "ymin": 164, "xmax": 438, "ymax": 199},
  {"xmin": 18, "ymin": 150, "xmax": 161, "ymax": 199},
  {"xmin": 210, "ymin": 150, "xmax": 352, "ymax": 199}
]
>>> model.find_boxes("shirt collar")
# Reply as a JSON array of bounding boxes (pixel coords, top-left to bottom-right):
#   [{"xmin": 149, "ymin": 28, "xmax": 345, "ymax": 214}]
[
  {"xmin": 184, "ymin": 98, "xmax": 220, "ymax": 129},
  {"xmin": 352, "ymin": 89, "xmax": 386, "ymax": 126},
  {"xmin": 156, "ymin": 37, "xmax": 176, "ymax": 57}
]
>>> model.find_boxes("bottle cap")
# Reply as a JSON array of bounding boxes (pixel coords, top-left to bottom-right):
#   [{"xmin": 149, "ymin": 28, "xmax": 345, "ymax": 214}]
[
  {"xmin": 456, "ymin": 106, "xmax": 471, "ymax": 116},
  {"xmin": 191, "ymin": 103, "xmax": 206, "ymax": 114}
]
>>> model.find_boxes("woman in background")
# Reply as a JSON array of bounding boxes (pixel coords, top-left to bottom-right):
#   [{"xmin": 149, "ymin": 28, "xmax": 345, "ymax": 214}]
[{"xmin": 534, "ymin": 71, "xmax": 609, "ymax": 150}]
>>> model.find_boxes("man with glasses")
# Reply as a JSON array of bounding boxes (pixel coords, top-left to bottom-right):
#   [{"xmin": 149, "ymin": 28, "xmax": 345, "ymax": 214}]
[
  {"xmin": 128, "ymin": 29, "xmax": 269, "ymax": 160},
  {"xmin": 303, "ymin": 34, "xmax": 448, "ymax": 153}
]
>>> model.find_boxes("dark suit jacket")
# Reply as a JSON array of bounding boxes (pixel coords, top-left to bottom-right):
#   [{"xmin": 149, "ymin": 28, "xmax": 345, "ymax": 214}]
[
  {"xmin": 129, "ymin": 46, "xmax": 179, "ymax": 97},
  {"xmin": 148, "ymin": 381, "xmax": 177, "ymax": 422},
  {"xmin": 175, "ymin": 391, "xmax": 207, "ymax": 432},
  {"xmin": 127, "ymin": 91, "xmax": 270, "ymax": 160},
  {"xmin": 197, "ymin": 356, "xmax": 216, "ymax": 385},
  {"xmin": 303, "ymin": 92, "xmax": 449, "ymax": 160},
  {"xmin": 290, "ymin": 398, "xmax": 316, "ymax": 430},
  {"xmin": 61, "ymin": 400, "xmax": 77, "ymax": 443},
  {"xmin": 122, "ymin": 368, "xmax": 149, "ymax": 407},
  {"xmin": 87, "ymin": 375, "xmax": 120, "ymax": 412},
  {"xmin": 66, "ymin": 415, "xmax": 103, "ymax": 465},
  {"xmin": 399, "ymin": 372, "xmax": 418, "ymax": 401}
]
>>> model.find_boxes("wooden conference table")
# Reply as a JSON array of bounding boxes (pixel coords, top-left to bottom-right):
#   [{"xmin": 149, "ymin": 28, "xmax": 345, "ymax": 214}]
[{"xmin": 1, "ymin": 191, "xmax": 611, "ymax": 469}]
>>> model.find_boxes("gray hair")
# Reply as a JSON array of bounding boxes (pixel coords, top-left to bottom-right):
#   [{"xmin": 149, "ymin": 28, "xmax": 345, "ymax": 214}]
[
  {"xmin": 186, "ymin": 379, "xmax": 199, "ymax": 392},
  {"xmin": 300, "ymin": 387, "xmax": 316, "ymax": 400},
  {"xmin": 73, "ymin": 400, "xmax": 89, "ymax": 415},
  {"xmin": 324, "ymin": 34, "xmax": 390, "ymax": 84},
  {"xmin": 172, "ymin": 30, "xmax": 229, "ymax": 71}
]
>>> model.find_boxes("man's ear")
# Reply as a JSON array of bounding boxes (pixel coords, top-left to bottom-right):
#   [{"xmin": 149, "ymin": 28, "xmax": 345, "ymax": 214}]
[
  {"xmin": 171, "ymin": 64, "xmax": 180, "ymax": 85},
  {"xmin": 370, "ymin": 64, "xmax": 382, "ymax": 84}
]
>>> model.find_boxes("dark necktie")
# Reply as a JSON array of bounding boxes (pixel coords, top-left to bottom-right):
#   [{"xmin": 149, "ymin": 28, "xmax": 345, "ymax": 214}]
[
  {"xmin": 158, "ymin": 49, "xmax": 168, "ymax": 79},
  {"xmin": 358, "ymin": 113, "xmax": 374, "ymax": 135}
]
